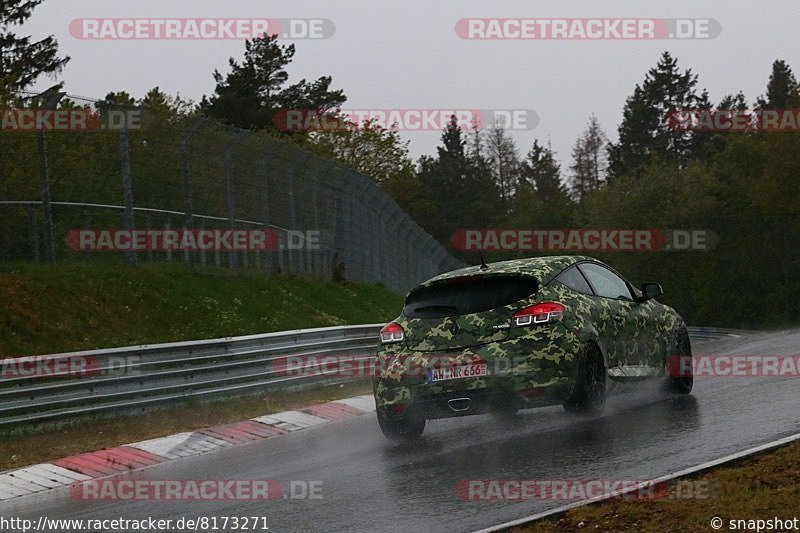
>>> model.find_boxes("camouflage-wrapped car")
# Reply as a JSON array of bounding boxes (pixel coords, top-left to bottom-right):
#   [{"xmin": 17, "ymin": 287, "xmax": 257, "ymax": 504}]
[{"xmin": 373, "ymin": 255, "xmax": 693, "ymax": 440}]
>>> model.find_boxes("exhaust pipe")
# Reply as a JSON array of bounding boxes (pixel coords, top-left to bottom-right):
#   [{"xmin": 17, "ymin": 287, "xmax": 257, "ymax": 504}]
[{"xmin": 448, "ymin": 398, "xmax": 471, "ymax": 412}]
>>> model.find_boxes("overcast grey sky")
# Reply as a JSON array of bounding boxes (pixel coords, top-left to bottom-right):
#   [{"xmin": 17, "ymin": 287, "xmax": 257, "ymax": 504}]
[{"xmin": 20, "ymin": 1, "xmax": 800, "ymax": 166}]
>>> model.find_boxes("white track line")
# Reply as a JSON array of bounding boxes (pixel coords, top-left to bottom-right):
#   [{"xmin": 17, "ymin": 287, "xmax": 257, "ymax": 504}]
[
  {"xmin": 335, "ymin": 395, "xmax": 377, "ymax": 413},
  {"xmin": 252, "ymin": 410, "xmax": 329, "ymax": 430},
  {"xmin": 0, "ymin": 396, "xmax": 375, "ymax": 502},
  {"xmin": 474, "ymin": 431, "xmax": 800, "ymax": 533}
]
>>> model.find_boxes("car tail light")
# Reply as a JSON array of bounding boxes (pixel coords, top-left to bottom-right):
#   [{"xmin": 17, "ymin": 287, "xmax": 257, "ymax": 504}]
[
  {"xmin": 380, "ymin": 322, "xmax": 405, "ymax": 344},
  {"xmin": 512, "ymin": 302, "xmax": 565, "ymax": 326}
]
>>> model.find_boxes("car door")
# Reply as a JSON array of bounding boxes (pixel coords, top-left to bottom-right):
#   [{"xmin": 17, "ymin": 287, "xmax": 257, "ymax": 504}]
[
  {"xmin": 552, "ymin": 265, "xmax": 615, "ymax": 356},
  {"xmin": 631, "ymin": 292, "xmax": 667, "ymax": 371},
  {"xmin": 577, "ymin": 262, "xmax": 647, "ymax": 377}
]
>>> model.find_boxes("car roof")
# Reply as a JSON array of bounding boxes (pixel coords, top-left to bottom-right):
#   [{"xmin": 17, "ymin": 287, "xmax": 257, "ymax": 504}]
[{"xmin": 417, "ymin": 255, "xmax": 596, "ymax": 288}]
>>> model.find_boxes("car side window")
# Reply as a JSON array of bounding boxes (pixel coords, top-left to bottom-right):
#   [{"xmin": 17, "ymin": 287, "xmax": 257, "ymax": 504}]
[
  {"xmin": 578, "ymin": 263, "xmax": 633, "ymax": 300},
  {"xmin": 555, "ymin": 266, "xmax": 594, "ymax": 295}
]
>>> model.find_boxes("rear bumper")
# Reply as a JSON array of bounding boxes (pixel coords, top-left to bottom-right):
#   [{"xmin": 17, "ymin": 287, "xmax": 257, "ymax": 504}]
[
  {"xmin": 373, "ymin": 335, "xmax": 580, "ymax": 418},
  {"xmin": 401, "ymin": 383, "xmax": 572, "ymax": 420}
]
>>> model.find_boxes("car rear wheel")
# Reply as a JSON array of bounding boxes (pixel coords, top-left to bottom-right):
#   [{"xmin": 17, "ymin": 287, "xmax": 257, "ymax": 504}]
[
  {"xmin": 666, "ymin": 327, "xmax": 693, "ymax": 394},
  {"xmin": 563, "ymin": 343, "xmax": 606, "ymax": 416},
  {"xmin": 376, "ymin": 407, "xmax": 426, "ymax": 441}
]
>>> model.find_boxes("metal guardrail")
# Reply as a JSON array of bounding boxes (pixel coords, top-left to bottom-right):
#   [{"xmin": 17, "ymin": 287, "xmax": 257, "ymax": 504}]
[
  {"xmin": 0, "ymin": 324, "xmax": 383, "ymax": 429},
  {"xmin": 0, "ymin": 325, "xmax": 749, "ymax": 429},
  {"xmin": 0, "ymin": 200, "xmax": 320, "ymax": 238},
  {"xmin": 686, "ymin": 326, "xmax": 753, "ymax": 341}
]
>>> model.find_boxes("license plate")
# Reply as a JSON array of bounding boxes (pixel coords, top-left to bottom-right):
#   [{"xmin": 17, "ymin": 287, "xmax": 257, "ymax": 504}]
[{"xmin": 427, "ymin": 363, "xmax": 488, "ymax": 383}]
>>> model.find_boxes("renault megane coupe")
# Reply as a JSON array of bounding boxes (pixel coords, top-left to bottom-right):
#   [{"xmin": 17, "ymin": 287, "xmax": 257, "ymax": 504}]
[{"xmin": 373, "ymin": 255, "xmax": 693, "ymax": 440}]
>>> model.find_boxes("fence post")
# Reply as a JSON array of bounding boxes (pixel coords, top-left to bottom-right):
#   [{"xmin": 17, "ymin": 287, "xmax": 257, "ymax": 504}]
[
  {"xmin": 426, "ymin": 238, "xmax": 440, "ymax": 279},
  {"xmin": 287, "ymin": 163, "xmax": 297, "ymax": 275},
  {"xmin": 259, "ymin": 148, "xmax": 275, "ymax": 273},
  {"xmin": 403, "ymin": 219, "xmax": 416, "ymax": 291},
  {"xmin": 310, "ymin": 164, "xmax": 322, "ymax": 275},
  {"xmin": 164, "ymin": 217, "xmax": 172, "ymax": 262},
  {"xmin": 28, "ymin": 207, "xmax": 40, "ymax": 262},
  {"xmin": 329, "ymin": 169, "xmax": 347, "ymax": 281},
  {"xmin": 82, "ymin": 207, "xmax": 91, "ymax": 263},
  {"xmin": 36, "ymin": 89, "xmax": 66, "ymax": 265},
  {"xmin": 296, "ymin": 153, "xmax": 314, "ymax": 274},
  {"xmin": 119, "ymin": 126, "xmax": 137, "ymax": 266},
  {"xmin": 145, "ymin": 212, "xmax": 154, "ymax": 263},
  {"xmin": 179, "ymin": 118, "xmax": 206, "ymax": 268},
  {"xmin": 414, "ymin": 232, "xmax": 425, "ymax": 286},
  {"xmin": 199, "ymin": 220, "xmax": 207, "ymax": 267},
  {"xmin": 0, "ymin": 138, "xmax": 5, "ymax": 184},
  {"xmin": 355, "ymin": 176, "xmax": 371, "ymax": 283},
  {"xmin": 390, "ymin": 209, "xmax": 406, "ymax": 288},
  {"xmin": 344, "ymin": 182, "xmax": 355, "ymax": 282},
  {"xmin": 225, "ymin": 131, "xmax": 246, "ymax": 270}
]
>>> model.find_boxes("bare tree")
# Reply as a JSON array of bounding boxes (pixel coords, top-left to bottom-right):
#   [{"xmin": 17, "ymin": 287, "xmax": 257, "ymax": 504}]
[
  {"xmin": 569, "ymin": 115, "xmax": 608, "ymax": 202},
  {"xmin": 484, "ymin": 121, "xmax": 521, "ymax": 202}
]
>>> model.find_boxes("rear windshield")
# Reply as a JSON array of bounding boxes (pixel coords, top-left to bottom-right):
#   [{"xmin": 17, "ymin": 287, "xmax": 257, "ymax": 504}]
[{"xmin": 403, "ymin": 276, "xmax": 538, "ymax": 318}]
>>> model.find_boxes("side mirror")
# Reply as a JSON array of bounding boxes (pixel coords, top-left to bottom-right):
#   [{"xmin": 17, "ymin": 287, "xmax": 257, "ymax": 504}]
[{"xmin": 639, "ymin": 282, "xmax": 663, "ymax": 302}]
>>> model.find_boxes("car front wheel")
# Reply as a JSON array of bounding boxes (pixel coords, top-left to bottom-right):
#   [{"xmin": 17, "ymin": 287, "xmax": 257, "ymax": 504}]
[{"xmin": 666, "ymin": 327, "xmax": 693, "ymax": 394}]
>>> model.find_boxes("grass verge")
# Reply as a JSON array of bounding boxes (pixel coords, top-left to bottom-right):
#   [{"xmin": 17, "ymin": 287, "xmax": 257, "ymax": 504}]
[
  {"xmin": 0, "ymin": 262, "xmax": 403, "ymax": 356},
  {"xmin": 0, "ymin": 380, "xmax": 373, "ymax": 472},
  {"xmin": 515, "ymin": 440, "xmax": 800, "ymax": 532}
]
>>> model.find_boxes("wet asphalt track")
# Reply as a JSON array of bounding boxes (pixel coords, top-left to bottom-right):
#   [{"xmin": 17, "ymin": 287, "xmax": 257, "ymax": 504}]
[{"xmin": 2, "ymin": 330, "xmax": 799, "ymax": 532}]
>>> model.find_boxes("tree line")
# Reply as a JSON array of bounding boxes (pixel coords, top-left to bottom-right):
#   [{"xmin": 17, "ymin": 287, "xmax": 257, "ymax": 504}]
[{"xmin": 2, "ymin": 1, "xmax": 799, "ymax": 328}]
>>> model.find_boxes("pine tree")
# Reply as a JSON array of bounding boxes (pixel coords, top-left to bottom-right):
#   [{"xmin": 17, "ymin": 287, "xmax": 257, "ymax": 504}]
[
  {"xmin": 522, "ymin": 140, "xmax": 568, "ymax": 203},
  {"xmin": 0, "ymin": 0, "xmax": 69, "ymax": 99},
  {"xmin": 413, "ymin": 116, "xmax": 500, "ymax": 249},
  {"xmin": 718, "ymin": 92, "xmax": 748, "ymax": 111},
  {"xmin": 504, "ymin": 140, "xmax": 572, "ymax": 235},
  {"xmin": 608, "ymin": 52, "xmax": 708, "ymax": 179},
  {"xmin": 200, "ymin": 34, "xmax": 345, "ymax": 131},
  {"xmin": 756, "ymin": 60, "xmax": 799, "ymax": 109}
]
